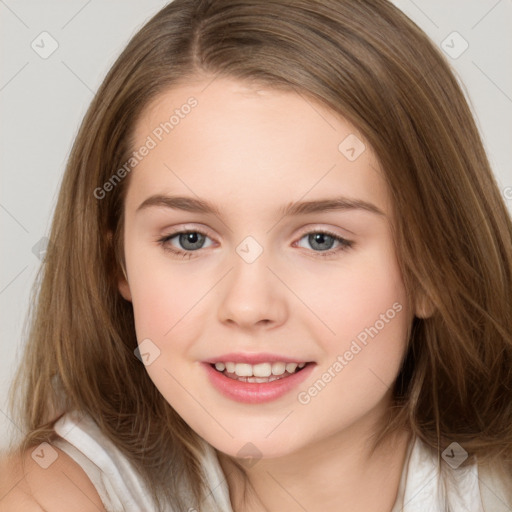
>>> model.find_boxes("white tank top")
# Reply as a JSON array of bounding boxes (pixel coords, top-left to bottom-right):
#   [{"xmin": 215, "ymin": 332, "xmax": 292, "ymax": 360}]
[{"xmin": 52, "ymin": 409, "xmax": 510, "ymax": 512}]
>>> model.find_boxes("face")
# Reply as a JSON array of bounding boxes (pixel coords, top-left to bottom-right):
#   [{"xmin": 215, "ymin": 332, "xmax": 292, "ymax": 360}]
[{"xmin": 118, "ymin": 76, "xmax": 414, "ymax": 459}]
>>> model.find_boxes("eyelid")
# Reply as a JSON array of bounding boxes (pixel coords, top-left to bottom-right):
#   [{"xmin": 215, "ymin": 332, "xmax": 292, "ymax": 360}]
[
  {"xmin": 292, "ymin": 227, "xmax": 354, "ymax": 256},
  {"xmin": 160, "ymin": 223, "xmax": 215, "ymax": 238},
  {"xmin": 159, "ymin": 223, "xmax": 352, "ymax": 244},
  {"xmin": 157, "ymin": 223, "xmax": 354, "ymax": 260},
  {"xmin": 295, "ymin": 223, "xmax": 354, "ymax": 239}
]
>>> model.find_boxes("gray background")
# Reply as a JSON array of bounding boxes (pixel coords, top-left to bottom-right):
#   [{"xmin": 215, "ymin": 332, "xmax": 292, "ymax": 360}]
[{"xmin": 1, "ymin": 0, "xmax": 511, "ymax": 451}]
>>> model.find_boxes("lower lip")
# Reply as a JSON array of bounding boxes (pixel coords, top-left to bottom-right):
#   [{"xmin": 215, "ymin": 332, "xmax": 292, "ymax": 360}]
[{"xmin": 202, "ymin": 362, "xmax": 316, "ymax": 404}]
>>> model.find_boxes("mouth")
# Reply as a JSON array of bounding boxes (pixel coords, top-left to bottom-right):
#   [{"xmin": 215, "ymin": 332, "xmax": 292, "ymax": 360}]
[
  {"xmin": 209, "ymin": 361, "xmax": 311, "ymax": 383},
  {"xmin": 202, "ymin": 358, "xmax": 316, "ymax": 404}
]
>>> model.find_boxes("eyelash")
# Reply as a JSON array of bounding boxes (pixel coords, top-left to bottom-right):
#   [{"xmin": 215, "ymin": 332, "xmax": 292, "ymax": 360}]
[{"xmin": 157, "ymin": 228, "xmax": 354, "ymax": 259}]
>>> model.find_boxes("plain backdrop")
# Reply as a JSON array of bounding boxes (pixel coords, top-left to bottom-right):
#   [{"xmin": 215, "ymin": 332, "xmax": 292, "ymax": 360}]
[{"xmin": 1, "ymin": 0, "xmax": 511, "ymax": 451}]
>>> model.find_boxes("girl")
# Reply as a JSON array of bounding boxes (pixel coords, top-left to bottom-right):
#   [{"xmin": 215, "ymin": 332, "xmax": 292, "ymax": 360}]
[{"xmin": 1, "ymin": 0, "xmax": 511, "ymax": 511}]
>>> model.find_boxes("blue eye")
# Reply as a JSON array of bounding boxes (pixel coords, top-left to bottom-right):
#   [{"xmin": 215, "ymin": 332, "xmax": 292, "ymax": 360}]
[
  {"xmin": 157, "ymin": 229, "xmax": 353, "ymax": 259},
  {"xmin": 158, "ymin": 231, "xmax": 213, "ymax": 259},
  {"xmin": 295, "ymin": 231, "xmax": 353, "ymax": 256}
]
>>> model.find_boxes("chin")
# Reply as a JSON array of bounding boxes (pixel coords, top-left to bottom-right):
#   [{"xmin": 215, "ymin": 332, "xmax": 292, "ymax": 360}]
[{"xmin": 204, "ymin": 428, "xmax": 304, "ymax": 463}]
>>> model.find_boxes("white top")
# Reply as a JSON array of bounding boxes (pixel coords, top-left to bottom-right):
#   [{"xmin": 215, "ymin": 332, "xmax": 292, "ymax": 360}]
[{"xmin": 53, "ymin": 410, "xmax": 511, "ymax": 512}]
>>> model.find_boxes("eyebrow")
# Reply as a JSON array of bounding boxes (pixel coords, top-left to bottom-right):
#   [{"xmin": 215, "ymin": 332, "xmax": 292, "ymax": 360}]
[{"xmin": 136, "ymin": 194, "xmax": 385, "ymax": 218}]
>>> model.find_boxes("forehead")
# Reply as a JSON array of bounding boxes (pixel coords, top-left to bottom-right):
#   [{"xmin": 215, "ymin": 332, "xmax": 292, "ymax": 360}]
[
  {"xmin": 126, "ymin": 76, "xmax": 390, "ymax": 219},
  {"xmin": 135, "ymin": 76, "xmax": 359, "ymax": 145}
]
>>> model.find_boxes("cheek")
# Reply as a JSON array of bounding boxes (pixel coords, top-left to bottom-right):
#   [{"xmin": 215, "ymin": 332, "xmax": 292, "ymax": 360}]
[
  {"xmin": 130, "ymin": 279, "xmax": 185, "ymax": 339},
  {"xmin": 125, "ymin": 240, "xmax": 204, "ymax": 340},
  {"xmin": 290, "ymin": 263, "xmax": 409, "ymax": 449},
  {"xmin": 317, "ymin": 239, "xmax": 409, "ymax": 387},
  {"xmin": 311, "ymin": 238, "xmax": 407, "ymax": 349}
]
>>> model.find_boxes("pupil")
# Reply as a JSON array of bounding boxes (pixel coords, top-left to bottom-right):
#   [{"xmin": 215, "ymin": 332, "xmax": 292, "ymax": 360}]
[
  {"xmin": 180, "ymin": 232, "xmax": 204, "ymax": 250},
  {"xmin": 311, "ymin": 233, "xmax": 333, "ymax": 250}
]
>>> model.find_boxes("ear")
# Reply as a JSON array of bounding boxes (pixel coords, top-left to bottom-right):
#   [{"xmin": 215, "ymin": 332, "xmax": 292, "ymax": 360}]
[
  {"xmin": 107, "ymin": 230, "xmax": 132, "ymax": 302},
  {"xmin": 414, "ymin": 288, "xmax": 436, "ymax": 319},
  {"xmin": 118, "ymin": 267, "xmax": 132, "ymax": 302}
]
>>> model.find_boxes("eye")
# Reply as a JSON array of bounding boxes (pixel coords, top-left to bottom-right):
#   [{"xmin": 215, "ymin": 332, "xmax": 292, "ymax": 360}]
[
  {"xmin": 295, "ymin": 230, "xmax": 353, "ymax": 258},
  {"xmin": 157, "ymin": 229, "xmax": 213, "ymax": 259},
  {"xmin": 157, "ymin": 228, "xmax": 354, "ymax": 259}
]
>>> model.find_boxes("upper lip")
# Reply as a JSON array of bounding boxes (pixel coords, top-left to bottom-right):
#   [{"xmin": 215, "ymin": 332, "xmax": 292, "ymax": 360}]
[{"xmin": 203, "ymin": 352, "xmax": 313, "ymax": 365}]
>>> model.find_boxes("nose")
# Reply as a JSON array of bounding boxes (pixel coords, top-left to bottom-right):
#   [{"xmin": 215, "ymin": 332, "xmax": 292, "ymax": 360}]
[{"xmin": 217, "ymin": 248, "xmax": 288, "ymax": 331}]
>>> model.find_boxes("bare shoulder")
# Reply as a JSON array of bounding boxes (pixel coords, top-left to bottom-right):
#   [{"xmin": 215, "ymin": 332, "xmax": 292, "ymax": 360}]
[{"xmin": 0, "ymin": 445, "xmax": 105, "ymax": 511}]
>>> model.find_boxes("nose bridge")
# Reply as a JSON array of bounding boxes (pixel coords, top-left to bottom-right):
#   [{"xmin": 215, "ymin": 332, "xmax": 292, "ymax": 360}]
[{"xmin": 217, "ymin": 234, "xmax": 286, "ymax": 328}]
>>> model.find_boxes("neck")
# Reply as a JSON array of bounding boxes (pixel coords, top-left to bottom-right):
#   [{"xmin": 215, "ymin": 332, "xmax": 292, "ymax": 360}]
[{"xmin": 218, "ymin": 410, "xmax": 411, "ymax": 512}]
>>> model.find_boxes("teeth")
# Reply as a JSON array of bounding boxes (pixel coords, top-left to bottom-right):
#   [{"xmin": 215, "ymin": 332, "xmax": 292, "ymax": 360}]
[
  {"xmin": 253, "ymin": 363, "xmax": 272, "ymax": 377},
  {"xmin": 225, "ymin": 374, "xmax": 287, "ymax": 383},
  {"xmin": 285, "ymin": 363, "xmax": 298, "ymax": 373},
  {"xmin": 235, "ymin": 363, "xmax": 252, "ymax": 377},
  {"xmin": 271, "ymin": 362, "xmax": 286, "ymax": 375},
  {"xmin": 213, "ymin": 361, "xmax": 308, "ymax": 377}
]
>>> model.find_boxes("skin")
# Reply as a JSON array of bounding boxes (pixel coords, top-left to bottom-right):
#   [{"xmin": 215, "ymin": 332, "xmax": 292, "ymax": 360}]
[{"xmin": 118, "ymin": 76, "xmax": 431, "ymax": 511}]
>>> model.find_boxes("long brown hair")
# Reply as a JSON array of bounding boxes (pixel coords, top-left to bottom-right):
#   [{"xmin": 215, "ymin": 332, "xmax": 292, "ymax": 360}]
[{"xmin": 8, "ymin": 0, "xmax": 512, "ymax": 510}]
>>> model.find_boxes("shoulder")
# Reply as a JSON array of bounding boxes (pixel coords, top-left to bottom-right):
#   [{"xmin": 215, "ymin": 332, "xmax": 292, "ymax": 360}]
[{"xmin": 0, "ymin": 445, "xmax": 105, "ymax": 511}]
